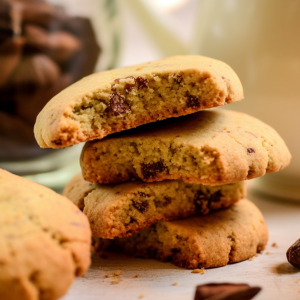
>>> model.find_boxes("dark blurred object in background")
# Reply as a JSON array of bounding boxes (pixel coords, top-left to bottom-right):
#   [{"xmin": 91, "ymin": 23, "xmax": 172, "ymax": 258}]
[{"xmin": 0, "ymin": 0, "xmax": 100, "ymax": 161}]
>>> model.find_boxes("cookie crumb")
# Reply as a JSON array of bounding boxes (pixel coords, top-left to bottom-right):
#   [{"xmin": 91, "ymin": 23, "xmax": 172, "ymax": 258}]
[
  {"xmin": 191, "ymin": 268, "xmax": 206, "ymax": 274},
  {"xmin": 152, "ymin": 278, "xmax": 156, "ymax": 281},
  {"xmin": 266, "ymin": 252, "xmax": 271, "ymax": 255},
  {"xmin": 111, "ymin": 278, "xmax": 122, "ymax": 285},
  {"xmin": 172, "ymin": 282, "xmax": 178, "ymax": 286},
  {"xmin": 255, "ymin": 253, "xmax": 259, "ymax": 257},
  {"xmin": 113, "ymin": 270, "xmax": 123, "ymax": 276},
  {"xmin": 139, "ymin": 293, "xmax": 145, "ymax": 298},
  {"xmin": 272, "ymin": 243, "xmax": 279, "ymax": 248},
  {"xmin": 295, "ymin": 280, "xmax": 300, "ymax": 283},
  {"xmin": 105, "ymin": 270, "xmax": 122, "ymax": 278},
  {"xmin": 134, "ymin": 274, "xmax": 140, "ymax": 278},
  {"xmin": 248, "ymin": 256, "xmax": 255, "ymax": 261},
  {"xmin": 136, "ymin": 67, "xmax": 142, "ymax": 71}
]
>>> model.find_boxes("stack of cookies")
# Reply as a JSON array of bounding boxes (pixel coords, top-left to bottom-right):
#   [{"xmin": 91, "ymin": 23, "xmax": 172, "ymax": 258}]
[{"xmin": 34, "ymin": 55, "xmax": 291, "ymax": 269}]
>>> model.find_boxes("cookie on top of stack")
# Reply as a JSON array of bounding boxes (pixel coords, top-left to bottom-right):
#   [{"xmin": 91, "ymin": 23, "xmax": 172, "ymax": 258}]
[{"xmin": 35, "ymin": 55, "xmax": 291, "ymax": 269}]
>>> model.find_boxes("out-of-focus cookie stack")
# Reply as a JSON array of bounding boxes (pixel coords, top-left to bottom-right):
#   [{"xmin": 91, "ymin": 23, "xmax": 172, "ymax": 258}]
[{"xmin": 35, "ymin": 55, "xmax": 291, "ymax": 269}]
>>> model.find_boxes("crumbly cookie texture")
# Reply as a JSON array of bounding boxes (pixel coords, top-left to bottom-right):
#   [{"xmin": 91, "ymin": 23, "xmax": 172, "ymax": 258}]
[
  {"xmin": 93, "ymin": 199, "xmax": 268, "ymax": 269},
  {"xmin": 81, "ymin": 110, "xmax": 291, "ymax": 185},
  {"xmin": 0, "ymin": 169, "xmax": 91, "ymax": 300},
  {"xmin": 34, "ymin": 55, "xmax": 243, "ymax": 149},
  {"xmin": 63, "ymin": 173, "xmax": 246, "ymax": 239}
]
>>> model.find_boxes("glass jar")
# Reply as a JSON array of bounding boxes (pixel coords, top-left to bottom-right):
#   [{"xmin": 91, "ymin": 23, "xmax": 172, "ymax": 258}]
[{"xmin": 0, "ymin": 0, "xmax": 122, "ymax": 191}]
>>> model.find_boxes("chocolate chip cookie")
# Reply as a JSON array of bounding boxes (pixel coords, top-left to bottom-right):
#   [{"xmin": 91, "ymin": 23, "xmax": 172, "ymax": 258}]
[
  {"xmin": 81, "ymin": 109, "xmax": 291, "ymax": 185},
  {"xmin": 93, "ymin": 199, "xmax": 268, "ymax": 269},
  {"xmin": 34, "ymin": 55, "xmax": 243, "ymax": 148},
  {"xmin": 0, "ymin": 169, "xmax": 91, "ymax": 300},
  {"xmin": 64, "ymin": 173, "xmax": 246, "ymax": 239}
]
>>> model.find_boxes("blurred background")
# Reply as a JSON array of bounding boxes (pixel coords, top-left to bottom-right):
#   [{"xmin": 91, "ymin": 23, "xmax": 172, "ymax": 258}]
[{"xmin": 0, "ymin": 0, "xmax": 299, "ymax": 199}]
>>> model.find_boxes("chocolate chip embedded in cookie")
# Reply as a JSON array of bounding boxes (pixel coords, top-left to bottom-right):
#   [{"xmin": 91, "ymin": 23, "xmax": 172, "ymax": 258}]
[
  {"xmin": 63, "ymin": 173, "xmax": 246, "ymax": 239},
  {"xmin": 93, "ymin": 199, "xmax": 268, "ymax": 269},
  {"xmin": 80, "ymin": 110, "xmax": 291, "ymax": 185},
  {"xmin": 34, "ymin": 55, "xmax": 243, "ymax": 148},
  {"xmin": 0, "ymin": 169, "xmax": 91, "ymax": 300}
]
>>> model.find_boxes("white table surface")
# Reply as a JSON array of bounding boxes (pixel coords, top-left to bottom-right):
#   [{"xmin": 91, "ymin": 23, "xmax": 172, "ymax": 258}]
[{"xmin": 62, "ymin": 185, "xmax": 300, "ymax": 300}]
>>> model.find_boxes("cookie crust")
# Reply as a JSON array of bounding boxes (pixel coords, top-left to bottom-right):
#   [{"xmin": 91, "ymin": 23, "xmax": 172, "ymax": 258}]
[
  {"xmin": 93, "ymin": 199, "xmax": 268, "ymax": 269},
  {"xmin": 34, "ymin": 55, "xmax": 243, "ymax": 148},
  {"xmin": 0, "ymin": 169, "xmax": 91, "ymax": 300},
  {"xmin": 63, "ymin": 173, "xmax": 246, "ymax": 239}
]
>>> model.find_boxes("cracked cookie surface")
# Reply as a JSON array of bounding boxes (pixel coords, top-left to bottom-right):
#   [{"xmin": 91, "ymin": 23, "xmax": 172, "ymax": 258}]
[
  {"xmin": 63, "ymin": 173, "xmax": 246, "ymax": 239},
  {"xmin": 93, "ymin": 199, "xmax": 268, "ymax": 269},
  {"xmin": 81, "ymin": 110, "xmax": 291, "ymax": 185},
  {"xmin": 0, "ymin": 169, "xmax": 91, "ymax": 300},
  {"xmin": 34, "ymin": 55, "xmax": 243, "ymax": 149}
]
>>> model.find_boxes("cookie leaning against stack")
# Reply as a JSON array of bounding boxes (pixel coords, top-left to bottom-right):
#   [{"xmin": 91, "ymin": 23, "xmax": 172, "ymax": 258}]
[
  {"xmin": 35, "ymin": 55, "xmax": 291, "ymax": 269},
  {"xmin": 0, "ymin": 169, "xmax": 91, "ymax": 300}
]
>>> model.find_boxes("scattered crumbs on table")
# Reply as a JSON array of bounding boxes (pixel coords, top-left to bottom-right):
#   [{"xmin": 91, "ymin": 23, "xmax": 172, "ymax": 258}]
[
  {"xmin": 105, "ymin": 270, "xmax": 123, "ymax": 278},
  {"xmin": 111, "ymin": 278, "xmax": 122, "ymax": 285},
  {"xmin": 139, "ymin": 293, "xmax": 145, "ymax": 298},
  {"xmin": 249, "ymin": 256, "xmax": 255, "ymax": 261},
  {"xmin": 113, "ymin": 270, "xmax": 123, "ymax": 276},
  {"xmin": 172, "ymin": 282, "xmax": 178, "ymax": 286},
  {"xmin": 266, "ymin": 252, "xmax": 271, "ymax": 255},
  {"xmin": 191, "ymin": 268, "xmax": 206, "ymax": 274},
  {"xmin": 272, "ymin": 243, "xmax": 279, "ymax": 248},
  {"xmin": 295, "ymin": 280, "xmax": 300, "ymax": 283},
  {"xmin": 152, "ymin": 278, "xmax": 156, "ymax": 281},
  {"xmin": 134, "ymin": 274, "xmax": 140, "ymax": 278}
]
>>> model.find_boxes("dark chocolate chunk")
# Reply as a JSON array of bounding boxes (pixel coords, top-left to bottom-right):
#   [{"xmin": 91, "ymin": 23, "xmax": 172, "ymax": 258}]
[
  {"xmin": 194, "ymin": 190, "xmax": 222, "ymax": 212},
  {"xmin": 108, "ymin": 92, "xmax": 130, "ymax": 116},
  {"xmin": 186, "ymin": 94, "xmax": 200, "ymax": 108},
  {"xmin": 287, "ymin": 239, "xmax": 300, "ymax": 269},
  {"xmin": 51, "ymin": 139, "xmax": 62, "ymax": 146},
  {"xmin": 163, "ymin": 196, "xmax": 172, "ymax": 206},
  {"xmin": 247, "ymin": 148, "xmax": 255, "ymax": 154},
  {"xmin": 124, "ymin": 83, "xmax": 135, "ymax": 93},
  {"xmin": 171, "ymin": 248, "xmax": 181, "ymax": 253},
  {"xmin": 173, "ymin": 74, "xmax": 183, "ymax": 84},
  {"xmin": 141, "ymin": 159, "xmax": 167, "ymax": 180},
  {"xmin": 138, "ymin": 191, "xmax": 150, "ymax": 198},
  {"xmin": 194, "ymin": 283, "xmax": 261, "ymax": 300},
  {"xmin": 136, "ymin": 76, "xmax": 148, "ymax": 89},
  {"xmin": 132, "ymin": 200, "xmax": 149, "ymax": 214}
]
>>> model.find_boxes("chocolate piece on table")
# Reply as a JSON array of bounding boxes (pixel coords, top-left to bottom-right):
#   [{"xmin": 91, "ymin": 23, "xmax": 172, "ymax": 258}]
[
  {"xmin": 24, "ymin": 25, "xmax": 82, "ymax": 63},
  {"xmin": 194, "ymin": 283, "xmax": 261, "ymax": 300},
  {"xmin": 287, "ymin": 239, "xmax": 300, "ymax": 269},
  {"xmin": 0, "ymin": 37, "xmax": 24, "ymax": 88}
]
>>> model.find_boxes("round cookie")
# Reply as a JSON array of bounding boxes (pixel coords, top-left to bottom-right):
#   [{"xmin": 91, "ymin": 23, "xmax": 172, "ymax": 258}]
[
  {"xmin": 0, "ymin": 169, "xmax": 91, "ymax": 300},
  {"xmin": 34, "ymin": 55, "xmax": 243, "ymax": 149},
  {"xmin": 81, "ymin": 109, "xmax": 291, "ymax": 185},
  {"xmin": 63, "ymin": 173, "xmax": 246, "ymax": 239},
  {"xmin": 94, "ymin": 199, "xmax": 268, "ymax": 269}
]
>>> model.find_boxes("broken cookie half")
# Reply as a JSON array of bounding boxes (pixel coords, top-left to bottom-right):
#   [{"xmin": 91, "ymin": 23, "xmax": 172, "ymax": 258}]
[{"xmin": 34, "ymin": 55, "xmax": 243, "ymax": 148}]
